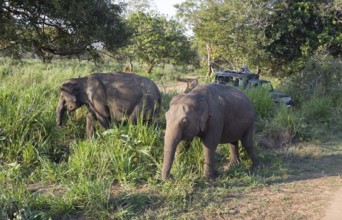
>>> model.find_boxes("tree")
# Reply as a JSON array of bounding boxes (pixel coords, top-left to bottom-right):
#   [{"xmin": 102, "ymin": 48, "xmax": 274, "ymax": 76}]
[
  {"xmin": 125, "ymin": 12, "xmax": 196, "ymax": 74},
  {"xmin": 264, "ymin": 0, "xmax": 342, "ymax": 75},
  {"xmin": 175, "ymin": 0, "xmax": 268, "ymax": 73},
  {"xmin": 0, "ymin": 0, "xmax": 129, "ymax": 62},
  {"xmin": 176, "ymin": 0, "xmax": 341, "ymax": 77},
  {"xmin": 113, "ymin": 0, "xmax": 156, "ymax": 16}
]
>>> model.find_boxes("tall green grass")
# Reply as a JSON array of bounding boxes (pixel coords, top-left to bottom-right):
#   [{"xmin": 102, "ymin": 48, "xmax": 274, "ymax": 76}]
[
  {"xmin": 243, "ymin": 88, "xmax": 274, "ymax": 119},
  {"xmin": 0, "ymin": 58, "xmax": 340, "ymax": 219}
]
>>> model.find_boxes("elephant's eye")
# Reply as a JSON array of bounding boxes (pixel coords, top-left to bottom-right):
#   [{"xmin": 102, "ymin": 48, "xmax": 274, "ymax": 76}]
[{"xmin": 181, "ymin": 118, "xmax": 189, "ymax": 127}]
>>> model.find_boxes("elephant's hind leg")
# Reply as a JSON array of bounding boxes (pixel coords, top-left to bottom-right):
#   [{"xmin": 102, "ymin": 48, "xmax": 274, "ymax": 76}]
[
  {"xmin": 225, "ymin": 141, "xmax": 240, "ymax": 170},
  {"xmin": 241, "ymin": 127, "xmax": 260, "ymax": 168},
  {"xmin": 128, "ymin": 106, "xmax": 140, "ymax": 124}
]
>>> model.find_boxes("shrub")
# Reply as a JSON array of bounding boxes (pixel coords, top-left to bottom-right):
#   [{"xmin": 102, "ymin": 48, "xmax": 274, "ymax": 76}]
[
  {"xmin": 243, "ymin": 88, "xmax": 275, "ymax": 119},
  {"xmin": 272, "ymin": 105, "xmax": 309, "ymax": 140},
  {"xmin": 287, "ymin": 55, "xmax": 342, "ymax": 101},
  {"xmin": 66, "ymin": 122, "xmax": 163, "ymax": 184},
  {"xmin": 300, "ymin": 95, "xmax": 334, "ymax": 123}
]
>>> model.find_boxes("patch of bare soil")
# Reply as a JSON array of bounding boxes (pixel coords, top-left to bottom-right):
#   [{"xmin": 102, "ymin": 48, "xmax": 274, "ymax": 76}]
[
  {"xmin": 201, "ymin": 176, "xmax": 342, "ymax": 220},
  {"xmin": 322, "ymin": 187, "xmax": 342, "ymax": 220},
  {"xmin": 257, "ymin": 128, "xmax": 293, "ymax": 150}
]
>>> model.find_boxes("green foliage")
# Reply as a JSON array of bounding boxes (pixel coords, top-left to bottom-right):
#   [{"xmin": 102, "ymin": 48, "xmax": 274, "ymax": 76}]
[
  {"xmin": 124, "ymin": 12, "xmax": 196, "ymax": 73},
  {"xmin": 0, "ymin": 59, "xmax": 341, "ymax": 218},
  {"xmin": 287, "ymin": 55, "xmax": 342, "ymax": 101},
  {"xmin": 176, "ymin": 0, "xmax": 268, "ymax": 70},
  {"xmin": 66, "ymin": 123, "xmax": 163, "ymax": 184},
  {"xmin": 0, "ymin": 0, "xmax": 129, "ymax": 61},
  {"xmin": 172, "ymin": 138, "xmax": 204, "ymax": 180},
  {"xmin": 176, "ymin": 0, "xmax": 341, "ymax": 76},
  {"xmin": 264, "ymin": 0, "xmax": 342, "ymax": 75},
  {"xmin": 300, "ymin": 95, "xmax": 334, "ymax": 123},
  {"xmin": 243, "ymin": 88, "xmax": 275, "ymax": 119},
  {"xmin": 271, "ymin": 105, "xmax": 308, "ymax": 140}
]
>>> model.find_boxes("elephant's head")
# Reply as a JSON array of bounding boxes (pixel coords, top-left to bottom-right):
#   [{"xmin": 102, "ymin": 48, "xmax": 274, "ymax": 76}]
[
  {"xmin": 162, "ymin": 94, "xmax": 209, "ymax": 181},
  {"xmin": 56, "ymin": 80, "xmax": 83, "ymax": 126}
]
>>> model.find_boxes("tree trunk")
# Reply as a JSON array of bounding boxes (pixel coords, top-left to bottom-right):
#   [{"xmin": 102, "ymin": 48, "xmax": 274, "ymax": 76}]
[
  {"xmin": 206, "ymin": 44, "xmax": 213, "ymax": 76},
  {"xmin": 128, "ymin": 57, "xmax": 134, "ymax": 72},
  {"xmin": 146, "ymin": 61, "xmax": 156, "ymax": 74}
]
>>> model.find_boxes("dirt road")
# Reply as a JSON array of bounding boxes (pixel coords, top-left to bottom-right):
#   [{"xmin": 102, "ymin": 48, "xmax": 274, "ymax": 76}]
[{"xmin": 323, "ymin": 187, "xmax": 342, "ymax": 220}]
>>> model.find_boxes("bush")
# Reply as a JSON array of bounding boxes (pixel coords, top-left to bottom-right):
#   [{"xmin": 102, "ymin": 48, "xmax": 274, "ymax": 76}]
[
  {"xmin": 243, "ymin": 88, "xmax": 275, "ymax": 119},
  {"xmin": 287, "ymin": 55, "xmax": 342, "ymax": 102},
  {"xmin": 300, "ymin": 95, "xmax": 334, "ymax": 123},
  {"xmin": 272, "ymin": 105, "xmax": 309, "ymax": 141}
]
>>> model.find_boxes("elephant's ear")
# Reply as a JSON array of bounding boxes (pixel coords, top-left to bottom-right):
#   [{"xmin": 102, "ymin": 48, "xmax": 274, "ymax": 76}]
[
  {"xmin": 199, "ymin": 99, "xmax": 209, "ymax": 132},
  {"xmin": 60, "ymin": 80, "xmax": 79, "ymax": 102},
  {"xmin": 61, "ymin": 81, "xmax": 79, "ymax": 93},
  {"xmin": 61, "ymin": 91, "xmax": 76, "ymax": 103}
]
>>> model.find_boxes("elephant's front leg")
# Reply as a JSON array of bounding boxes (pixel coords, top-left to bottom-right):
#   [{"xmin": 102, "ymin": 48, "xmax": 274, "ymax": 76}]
[
  {"xmin": 94, "ymin": 110, "xmax": 110, "ymax": 130},
  {"xmin": 86, "ymin": 113, "xmax": 95, "ymax": 139},
  {"xmin": 202, "ymin": 144, "xmax": 218, "ymax": 179}
]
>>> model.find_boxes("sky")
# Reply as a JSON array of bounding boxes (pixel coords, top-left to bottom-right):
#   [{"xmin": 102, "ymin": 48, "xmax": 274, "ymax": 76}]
[{"xmin": 154, "ymin": 0, "xmax": 185, "ymax": 17}]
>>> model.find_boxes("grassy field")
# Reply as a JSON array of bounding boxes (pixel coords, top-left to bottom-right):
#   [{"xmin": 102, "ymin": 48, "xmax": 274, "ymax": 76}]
[{"xmin": 0, "ymin": 58, "xmax": 341, "ymax": 219}]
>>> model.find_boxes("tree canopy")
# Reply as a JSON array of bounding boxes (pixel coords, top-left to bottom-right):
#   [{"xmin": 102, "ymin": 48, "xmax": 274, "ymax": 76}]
[
  {"xmin": 0, "ymin": 0, "xmax": 129, "ymax": 62},
  {"xmin": 176, "ymin": 0, "xmax": 341, "ymax": 76},
  {"xmin": 125, "ymin": 12, "xmax": 196, "ymax": 73},
  {"xmin": 0, "ymin": 0, "xmax": 340, "ymax": 77},
  {"xmin": 264, "ymin": 0, "xmax": 342, "ymax": 74},
  {"xmin": 176, "ymin": 0, "xmax": 267, "ymax": 69}
]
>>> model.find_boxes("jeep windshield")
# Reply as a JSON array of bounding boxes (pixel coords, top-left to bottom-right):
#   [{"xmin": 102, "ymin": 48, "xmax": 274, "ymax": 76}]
[{"xmin": 247, "ymin": 79, "xmax": 274, "ymax": 92}]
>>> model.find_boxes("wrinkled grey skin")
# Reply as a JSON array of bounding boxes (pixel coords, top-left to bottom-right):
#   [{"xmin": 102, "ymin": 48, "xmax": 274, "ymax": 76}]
[
  {"xmin": 57, "ymin": 72, "xmax": 161, "ymax": 138},
  {"xmin": 162, "ymin": 84, "xmax": 260, "ymax": 181}
]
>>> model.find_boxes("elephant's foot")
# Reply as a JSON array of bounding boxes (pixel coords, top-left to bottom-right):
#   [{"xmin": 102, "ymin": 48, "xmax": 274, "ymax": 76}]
[
  {"xmin": 204, "ymin": 165, "xmax": 218, "ymax": 179},
  {"xmin": 251, "ymin": 161, "xmax": 261, "ymax": 170},
  {"xmin": 162, "ymin": 174, "xmax": 174, "ymax": 182}
]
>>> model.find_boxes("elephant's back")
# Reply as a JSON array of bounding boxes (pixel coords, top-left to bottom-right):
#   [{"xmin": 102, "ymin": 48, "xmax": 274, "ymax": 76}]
[
  {"xmin": 91, "ymin": 72, "xmax": 157, "ymax": 92},
  {"xmin": 193, "ymin": 84, "xmax": 253, "ymax": 108},
  {"xmin": 212, "ymin": 83, "xmax": 253, "ymax": 116},
  {"xmin": 92, "ymin": 72, "xmax": 161, "ymax": 115},
  {"xmin": 92, "ymin": 72, "xmax": 144, "ymax": 86}
]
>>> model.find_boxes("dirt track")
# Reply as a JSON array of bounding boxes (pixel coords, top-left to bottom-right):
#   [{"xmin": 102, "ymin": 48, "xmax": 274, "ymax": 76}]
[{"xmin": 323, "ymin": 187, "xmax": 342, "ymax": 220}]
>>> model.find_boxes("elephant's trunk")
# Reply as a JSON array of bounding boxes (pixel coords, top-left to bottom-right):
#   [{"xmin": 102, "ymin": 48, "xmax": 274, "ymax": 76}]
[
  {"xmin": 56, "ymin": 95, "xmax": 66, "ymax": 127},
  {"xmin": 162, "ymin": 129, "xmax": 181, "ymax": 181}
]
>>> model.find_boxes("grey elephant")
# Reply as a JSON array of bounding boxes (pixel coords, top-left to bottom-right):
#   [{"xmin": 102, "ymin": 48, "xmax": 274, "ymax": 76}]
[
  {"xmin": 56, "ymin": 72, "xmax": 161, "ymax": 138},
  {"xmin": 162, "ymin": 84, "xmax": 260, "ymax": 181}
]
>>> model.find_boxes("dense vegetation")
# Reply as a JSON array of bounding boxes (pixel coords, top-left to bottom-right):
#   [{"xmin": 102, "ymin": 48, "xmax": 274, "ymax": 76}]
[
  {"xmin": 0, "ymin": 58, "xmax": 341, "ymax": 219},
  {"xmin": 0, "ymin": 0, "xmax": 129, "ymax": 62},
  {"xmin": 0, "ymin": 0, "xmax": 341, "ymax": 219},
  {"xmin": 2, "ymin": 0, "xmax": 340, "ymax": 76},
  {"xmin": 176, "ymin": 0, "xmax": 341, "ymax": 76}
]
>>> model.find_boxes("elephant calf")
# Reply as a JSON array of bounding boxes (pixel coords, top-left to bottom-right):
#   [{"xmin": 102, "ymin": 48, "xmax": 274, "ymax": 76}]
[
  {"xmin": 56, "ymin": 72, "xmax": 161, "ymax": 138},
  {"xmin": 162, "ymin": 84, "xmax": 260, "ymax": 181}
]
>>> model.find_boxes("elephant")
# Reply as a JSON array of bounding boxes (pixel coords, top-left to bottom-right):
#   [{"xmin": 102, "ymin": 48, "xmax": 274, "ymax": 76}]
[
  {"xmin": 162, "ymin": 84, "xmax": 260, "ymax": 181},
  {"xmin": 56, "ymin": 72, "xmax": 161, "ymax": 138}
]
